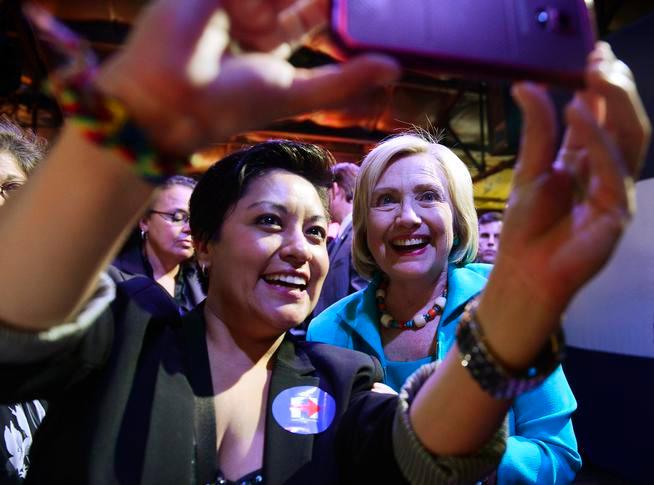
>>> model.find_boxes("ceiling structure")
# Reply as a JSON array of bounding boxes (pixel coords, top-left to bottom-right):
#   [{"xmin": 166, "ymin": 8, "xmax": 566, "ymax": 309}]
[{"xmin": 2, "ymin": 0, "xmax": 653, "ymax": 209}]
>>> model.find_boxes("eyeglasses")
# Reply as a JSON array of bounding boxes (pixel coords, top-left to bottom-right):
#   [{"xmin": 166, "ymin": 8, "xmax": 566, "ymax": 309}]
[
  {"xmin": 0, "ymin": 181, "xmax": 25, "ymax": 201},
  {"xmin": 150, "ymin": 209, "xmax": 190, "ymax": 225}
]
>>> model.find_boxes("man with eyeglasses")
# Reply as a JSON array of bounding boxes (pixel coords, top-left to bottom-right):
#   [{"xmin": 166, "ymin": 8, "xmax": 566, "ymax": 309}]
[
  {"xmin": 110, "ymin": 175, "xmax": 205, "ymax": 314},
  {"xmin": 0, "ymin": 117, "xmax": 47, "ymax": 484}
]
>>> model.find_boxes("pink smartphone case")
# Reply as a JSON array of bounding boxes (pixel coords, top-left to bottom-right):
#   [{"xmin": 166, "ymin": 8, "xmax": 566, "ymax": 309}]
[{"xmin": 331, "ymin": 0, "xmax": 596, "ymax": 87}]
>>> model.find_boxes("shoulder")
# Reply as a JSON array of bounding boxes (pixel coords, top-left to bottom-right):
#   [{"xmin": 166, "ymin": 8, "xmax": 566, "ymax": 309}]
[
  {"xmin": 458, "ymin": 262, "xmax": 493, "ymax": 279},
  {"xmin": 299, "ymin": 340, "xmax": 383, "ymax": 382},
  {"xmin": 307, "ymin": 289, "xmax": 367, "ymax": 344},
  {"xmin": 111, "ymin": 273, "xmax": 181, "ymax": 322},
  {"xmin": 107, "ymin": 264, "xmax": 130, "ymax": 282},
  {"xmin": 447, "ymin": 263, "xmax": 492, "ymax": 296}
]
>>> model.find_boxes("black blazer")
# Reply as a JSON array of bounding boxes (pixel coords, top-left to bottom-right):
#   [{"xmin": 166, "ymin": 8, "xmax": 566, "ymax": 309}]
[
  {"xmin": 0, "ymin": 276, "xmax": 406, "ymax": 484},
  {"xmin": 313, "ymin": 221, "xmax": 368, "ymax": 317},
  {"xmin": 111, "ymin": 242, "xmax": 205, "ymax": 314}
]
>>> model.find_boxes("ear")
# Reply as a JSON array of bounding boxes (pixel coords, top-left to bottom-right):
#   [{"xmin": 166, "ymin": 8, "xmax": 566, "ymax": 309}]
[
  {"xmin": 139, "ymin": 217, "xmax": 149, "ymax": 233},
  {"xmin": 194, "ymin": 239, "xmax": 212, "ymax": 269},
  {"xmin": 328, "ymin": 183, "xmax": 337, "ymax": 202}
]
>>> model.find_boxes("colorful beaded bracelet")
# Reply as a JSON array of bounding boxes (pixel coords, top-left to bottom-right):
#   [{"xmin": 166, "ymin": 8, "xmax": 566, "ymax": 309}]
[
  {"xmin": 45, "ymin": 75, "xmax": 185, "ymax": 182},
  {"xmin": 456, "ymin": 298, "xmax": 565, "ymax": 400}
]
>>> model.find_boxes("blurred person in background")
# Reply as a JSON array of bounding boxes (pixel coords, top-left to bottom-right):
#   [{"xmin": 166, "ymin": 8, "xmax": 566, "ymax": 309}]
[
  {"xmin": 312, "ymin": 162, "xmax": 368, "ymax": 317},
  {"xmin": 477, "ymin": 211, "xmax": 503, "ymax": 264},
  {"xmin": 111, "ymin": 175, "xmax": 204, "ymax": 313},
  {"xmin": 0, "ymin": 117, "xmax": 47, "ymax": 484}
]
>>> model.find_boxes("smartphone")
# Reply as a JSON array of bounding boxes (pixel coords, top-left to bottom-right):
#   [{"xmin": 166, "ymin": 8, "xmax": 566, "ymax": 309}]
[{"xmin": 331, "ymin": 0, "xmax": 596, "ymax": 88}]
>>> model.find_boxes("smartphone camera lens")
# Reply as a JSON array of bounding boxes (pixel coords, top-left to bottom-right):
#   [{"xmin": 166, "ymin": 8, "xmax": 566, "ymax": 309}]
[
  {"xmin": 536, "ymin": 8, "xmax": 550, "ymax": 26},
  {"xmin": 535, "ymin": 7, "xmax": 570, "ymax": 33}
]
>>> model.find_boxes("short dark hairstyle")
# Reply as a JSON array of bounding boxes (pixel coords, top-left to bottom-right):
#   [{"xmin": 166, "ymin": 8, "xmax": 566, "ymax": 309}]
[
  {"xmin": 190, "ymin": 140, "xmax": 334, "ymax": 287},
  {"xmin": 332, "ymin": 162, "xmax": 360, "ymax": 202},
  {"xmin": 478, "ymin": 211, "xmax": 503, "ymax": 225},
  {"xmin": 0, "ymin": 116, "xmax": 47, "ymax": 175}
]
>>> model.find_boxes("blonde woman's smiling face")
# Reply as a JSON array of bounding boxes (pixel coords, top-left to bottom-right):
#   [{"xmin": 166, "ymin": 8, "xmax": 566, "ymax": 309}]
[{"xmin": 366, "ymin": 153, "xmax": 455, "ymax": 285}]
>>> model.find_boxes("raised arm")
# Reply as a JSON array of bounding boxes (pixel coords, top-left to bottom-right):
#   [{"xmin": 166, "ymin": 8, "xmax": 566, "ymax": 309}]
[
  {"xmin": 0, "ymin": 0, "xmax": 399, "ymax": 329},
  {"xmin": 409, "ymin": 43, "xmax": 650, "ymax": 456}
]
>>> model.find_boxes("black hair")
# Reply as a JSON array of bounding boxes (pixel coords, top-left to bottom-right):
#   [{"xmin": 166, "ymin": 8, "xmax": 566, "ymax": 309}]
[{"xmin": 189, "ymin": 140, "xmax": 334, "ymax": 289}]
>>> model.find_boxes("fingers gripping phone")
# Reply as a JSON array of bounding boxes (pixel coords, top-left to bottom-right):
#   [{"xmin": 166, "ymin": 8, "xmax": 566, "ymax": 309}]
[{"xmin": 331, "ymin": 0, "xmax": 596, "ymax": 87}]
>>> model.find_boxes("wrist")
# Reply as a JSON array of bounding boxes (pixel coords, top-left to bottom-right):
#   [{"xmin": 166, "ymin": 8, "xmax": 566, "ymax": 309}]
[
  {"xmin": 47, "ymin": 68, "xmax": 188, "ymax": 180},
  {"xmin": 476, "ymin": 255, "xmax": 564, "ymax": 369},
  {"xmin": 93, "ymin": 67, "xmax": 196, "ymax": 157},
  {"xmin": 457, "ymin": 297, "xmax": 564, "ymax": 399}
]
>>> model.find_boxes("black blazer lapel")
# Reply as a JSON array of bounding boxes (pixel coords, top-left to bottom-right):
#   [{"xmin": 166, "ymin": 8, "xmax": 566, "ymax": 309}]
[
  {"xmin": 141, "ymin": 304, "xmax": 216, "ymax": 484},
  {"xmin": 264, "ymin": 335, "xmax": 319, "ymax": 485},
  {"xmin": 137, "ymin": 311, "xmax": 200, "ymax": 483}
]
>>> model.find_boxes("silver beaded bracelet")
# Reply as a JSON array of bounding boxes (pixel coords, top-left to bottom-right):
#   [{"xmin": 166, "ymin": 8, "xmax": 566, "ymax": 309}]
[{"xmin": 456, "ymin": 298, "xmax": 565, "ymax": 400}]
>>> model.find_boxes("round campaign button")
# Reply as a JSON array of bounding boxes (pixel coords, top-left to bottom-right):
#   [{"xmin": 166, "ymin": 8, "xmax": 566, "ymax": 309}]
[{"xmin": 272, "ymin": 386, "xmax": 336, "ymax": 435}]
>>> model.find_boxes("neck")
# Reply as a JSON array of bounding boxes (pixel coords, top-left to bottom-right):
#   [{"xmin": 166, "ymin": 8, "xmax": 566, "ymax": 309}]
[
  {"xmin": 203, "ymin": 299, "xmax": 285, "ymax": 370},
  {"xmin": 144, "ymin": 242, "xmax": 181, "ymax": 281},
  {"xmin": 384, "ymin": 267, "xmax": 448, "ymax": 323},
  {"xmin": 334, "ymin": 206, "xmax": 352, "ymax": 225}
]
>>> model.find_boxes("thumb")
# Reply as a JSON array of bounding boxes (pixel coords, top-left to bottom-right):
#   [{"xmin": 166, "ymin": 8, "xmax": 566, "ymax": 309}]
[
  {"xmin": 511, "ymin": 82, "xmax": 557, "ymax": 188},
  {"xmin": 287, "ymin": 54, "xmax": 400, "ymax": 113}
]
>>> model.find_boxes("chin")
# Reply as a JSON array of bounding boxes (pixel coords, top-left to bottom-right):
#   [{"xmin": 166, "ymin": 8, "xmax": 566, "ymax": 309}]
[
  {"xmin": 267, "ymin": 307, "xmax": 309, "ymax": 332},
  {"xmin": 390, "ymin": 265, "xmax": 432, "ymax": 278}
]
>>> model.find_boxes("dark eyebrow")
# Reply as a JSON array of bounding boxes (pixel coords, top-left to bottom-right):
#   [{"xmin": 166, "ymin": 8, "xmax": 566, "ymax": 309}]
[
  {"xmin": 247, "ymin": 201, "xmax": 288, "ymax": 213},
  {"xmin": 247, "ymin": 201, "xmax": 328, "ymax": 225},
  {"xmin": 307, "ymin": 214, "xmax": 329, "ymax": 226}
]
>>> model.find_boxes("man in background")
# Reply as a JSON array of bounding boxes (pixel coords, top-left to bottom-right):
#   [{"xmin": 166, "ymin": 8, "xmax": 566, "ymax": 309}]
[
  {"xmin": 312, "ymin": 162, "xmax": 367, "ymax": 316},
  {"xmin": 477, "ymin": 211, "xmax": 503, "ymax": 264}
]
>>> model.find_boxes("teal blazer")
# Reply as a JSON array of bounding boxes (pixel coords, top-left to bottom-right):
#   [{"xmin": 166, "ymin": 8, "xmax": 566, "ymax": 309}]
[{"xmin": 308, "ymin": 264, "xmax": 582, "ymax": 484}]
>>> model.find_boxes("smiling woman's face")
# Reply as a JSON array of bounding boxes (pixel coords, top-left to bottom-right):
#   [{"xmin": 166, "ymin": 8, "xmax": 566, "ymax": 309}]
[
  {"xmin": 198, "ymin": 169, "xmax": 329, "ymax": 335},
  {"xmin": 366, "ymin": 153, "xmax": 455, "ymax": 285}
]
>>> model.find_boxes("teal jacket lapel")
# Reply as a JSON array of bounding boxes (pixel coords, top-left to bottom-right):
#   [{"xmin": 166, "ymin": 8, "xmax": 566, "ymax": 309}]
[{"xmin": 336, "ymin": 264, "xmax": 491, "ymax": 362}]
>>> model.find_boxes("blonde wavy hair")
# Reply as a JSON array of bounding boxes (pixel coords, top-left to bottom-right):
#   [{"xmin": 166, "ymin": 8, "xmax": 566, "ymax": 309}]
[{"xmin": 352, "ymin": 133, "xmax": 478, "ymax": 280}]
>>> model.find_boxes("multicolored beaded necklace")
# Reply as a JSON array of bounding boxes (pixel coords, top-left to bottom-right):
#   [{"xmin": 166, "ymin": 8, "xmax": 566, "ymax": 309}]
[{"xmin": 376, "ymin": 277, "xmax": 447, "ymax": 330}]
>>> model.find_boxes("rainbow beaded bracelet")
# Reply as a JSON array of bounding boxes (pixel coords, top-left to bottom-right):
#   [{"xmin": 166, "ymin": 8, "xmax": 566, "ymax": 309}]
[{"xmin": 45, "ymin": 76, "xmax": 185, "ymax": 181}]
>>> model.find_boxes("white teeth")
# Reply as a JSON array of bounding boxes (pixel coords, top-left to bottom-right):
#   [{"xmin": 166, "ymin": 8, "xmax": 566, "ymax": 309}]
[
  {"xmin": 394, "ymin": 237, "xmax": 428, "ymax": 246},
  {"xmin": 265, "ymin": 274, "xmax": 307, "ymax": 286}
]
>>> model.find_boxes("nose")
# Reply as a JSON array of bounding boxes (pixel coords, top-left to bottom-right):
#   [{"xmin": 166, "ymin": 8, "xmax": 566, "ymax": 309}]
[
  {"xmin": 396, "ymin": 199, "xmax": 421, "ymax": 227},
  {"xmin": 280, "ymin": 228, "xmax": 312, "ymax": 266}
]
